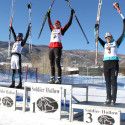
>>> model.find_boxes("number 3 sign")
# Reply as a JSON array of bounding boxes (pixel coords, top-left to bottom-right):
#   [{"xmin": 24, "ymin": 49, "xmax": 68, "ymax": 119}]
[{"xmin": 84, "ymin": 107, "xmax": 120, "ymax": 125}]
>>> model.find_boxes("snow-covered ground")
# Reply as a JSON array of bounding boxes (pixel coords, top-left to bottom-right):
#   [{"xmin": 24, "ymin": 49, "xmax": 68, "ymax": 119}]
[
  {"xmin": 0, "ymin": 110, "xmax": 85, "ymax": 125},
  {"xmin": 0, "ymin": 86, "xmax": 125, "ymax": 125},
  {"xmin": 0, "ymin": 74, "xmax": 125, "ymax": 125}
]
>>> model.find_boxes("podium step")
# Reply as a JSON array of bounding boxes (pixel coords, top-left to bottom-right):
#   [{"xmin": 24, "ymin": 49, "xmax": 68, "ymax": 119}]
[{"xmin": 72, "ymin": 101, "xmax": 125, "ymax": 113}]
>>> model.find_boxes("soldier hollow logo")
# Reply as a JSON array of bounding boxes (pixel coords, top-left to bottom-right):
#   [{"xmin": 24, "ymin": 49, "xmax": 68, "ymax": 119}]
[
  {"xmin": 37, "ymin": 97, "xmax": 58, "ymax": 113},
  {"xmin": 2, "ymin": 97, "xmax": 13, "ymax": 107},
  {"xmin": 98, "ymin": 115, "xmax": 115, "ymax": 125}
]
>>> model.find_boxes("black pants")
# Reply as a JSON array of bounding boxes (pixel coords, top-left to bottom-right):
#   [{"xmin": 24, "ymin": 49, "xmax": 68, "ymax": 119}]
[
  {"xmin": 49, "ymin": 48, "xmax": 62, "ymax": 77},
  {"xmin": 103, "ymin": 60, "xmax": 119, "ymax": 102},
  {"xmin": 12, "ymin": 69, "xmax": 22, "ymax": 84}
]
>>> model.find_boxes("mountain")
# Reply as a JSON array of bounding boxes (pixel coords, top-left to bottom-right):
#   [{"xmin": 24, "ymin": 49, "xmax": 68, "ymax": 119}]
[
  {"xmin": 0, "ymin": 41, "xmax": 48, "ymax": 62},
  {"xmin": 0, "ymin": 41, "xmax": 125, "ymax": 69}
]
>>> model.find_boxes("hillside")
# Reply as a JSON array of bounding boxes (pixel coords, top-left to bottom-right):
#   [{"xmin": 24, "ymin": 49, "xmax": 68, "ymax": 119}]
[
  {"xmin": 0, "ymin": 41, "xmax": 125, "ymax": 69},
  {"xmin": 0, "ymin": 41, "xmax": 48, "ymax": 62}
]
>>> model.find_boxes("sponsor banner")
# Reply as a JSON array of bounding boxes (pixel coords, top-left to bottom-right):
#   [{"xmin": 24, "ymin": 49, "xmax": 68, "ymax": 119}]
[
  {"xmin": 0, "ymin": 87, "xmax": 16, "ymax": 111},
  {"xmin": 30, "ymin": 84, "xmax": 61, "ymax": 120},
  {"xmin": 84, "ymin": 106, "xmax": 120, "ymax": 125}
]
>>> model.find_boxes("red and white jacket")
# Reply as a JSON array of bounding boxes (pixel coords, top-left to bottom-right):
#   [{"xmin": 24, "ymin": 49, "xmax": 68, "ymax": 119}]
[
  {"xmin": 48, "ymin": 10, "xmax": 74, "ymax": 48},
  {"xmin": 49, "ymin": 28, "xmax": 63, "ymax": 48}
]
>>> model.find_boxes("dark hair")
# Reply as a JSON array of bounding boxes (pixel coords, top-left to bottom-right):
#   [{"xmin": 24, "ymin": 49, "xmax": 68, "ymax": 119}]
[{"xmin": 17, "ymin": 33, "xmax": 23, "ymax": 37}]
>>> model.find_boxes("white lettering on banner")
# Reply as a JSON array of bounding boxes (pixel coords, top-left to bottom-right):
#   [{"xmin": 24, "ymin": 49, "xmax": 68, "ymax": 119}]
[{"xmin": 84, "ymin": 107, "xmax": 120, "ymax": 125}]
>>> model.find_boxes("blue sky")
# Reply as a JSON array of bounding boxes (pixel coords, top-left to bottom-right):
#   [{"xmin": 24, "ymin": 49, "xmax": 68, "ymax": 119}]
[{"xmin": 0, "ymin": 0, "xmax": 125, "ymax": 54}]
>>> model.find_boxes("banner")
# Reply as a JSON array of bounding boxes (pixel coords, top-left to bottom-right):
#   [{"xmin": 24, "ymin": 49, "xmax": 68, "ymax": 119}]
[
  {"xmin": 0, "ymin": 87, "xmax": 16, "ymax": 111},
  {"xmin": 84, "ymin": 106, "xmax": 120, "ymax": 125},
  {"xmin": 30, "ymin": 84, "xmax": 62, "ymax": 120}
]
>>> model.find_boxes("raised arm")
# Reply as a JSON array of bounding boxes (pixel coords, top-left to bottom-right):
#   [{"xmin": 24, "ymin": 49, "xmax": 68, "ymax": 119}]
[
  {"xmin": 21, "ymin": 23, "xmax": 31, "ymax": 46},
  {"xmin": 98, "ymin": 37, "xmax": 105, "ymax": 47},
  {"xmin": 61, "ymin": 9, "xmax": 74, "ymax": 35},
  {"xmin": 116, "ymin": 19, "xmax": 125, "ymax": 47},
  {"xmin": 47, "ymin": 11, "xmax": 54, "ymax": 31},
  {"xmin": 10, "ymin": 26, "xmax": 16, "ymax": 41}
]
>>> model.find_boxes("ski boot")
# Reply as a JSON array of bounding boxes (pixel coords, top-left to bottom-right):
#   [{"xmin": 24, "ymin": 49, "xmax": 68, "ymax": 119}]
[
  {"xmin": 111, "ymin": 100, "xmax": 116, "ymax": 106},
  {"xmin": 55, "ymin": 77, "xmax": 61, "ymax": 84},
  {"xmin": 9, "ymin": 81, "xmax": 15, "ymax": 88},
  {"xmin": 16, "ymin": 82, "xmax": 22, "ymax": 89},
  {"xmin": 104, "ymin": 99, "xmax": 111, "ymax": 106},
  {"xmin": 48, "ymin": 77, "xmax": 55, "ymax": 84}
]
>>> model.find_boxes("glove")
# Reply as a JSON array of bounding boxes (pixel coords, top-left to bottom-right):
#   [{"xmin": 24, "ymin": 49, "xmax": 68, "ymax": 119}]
[
  {"xmin": 97, "ymin": 36, "xmax": 99, "ymax": 40},
  {"xmin": 28, "ymin": 23, "xmax": 31, "ymax": 29},
  {"xmin": 47, "ymin": 10, "xmax": 51, "ymax": 16},
  {"xmin": 9, "ymin": 25, "xmax": 12, "ymax": 30},
  {"xmin": 95, "ymin": 24, "xmax": 99, "ymax": 29},
  {"xmin": 123, "ymin": 18, "xmax": 125, "ymax": 23},
  {"xmin": 71, "ymin": 9, "xmax": 75, "ymax": 14},
  {"xmin": 9, "ymin": 19, "xmax": 12, "ymax": 29}
]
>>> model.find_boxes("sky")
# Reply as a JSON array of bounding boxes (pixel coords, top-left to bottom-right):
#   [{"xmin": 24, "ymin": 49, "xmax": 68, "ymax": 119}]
[{"xmin": 0, "ymin": 0, "xmax": 125, "ymax": 54}]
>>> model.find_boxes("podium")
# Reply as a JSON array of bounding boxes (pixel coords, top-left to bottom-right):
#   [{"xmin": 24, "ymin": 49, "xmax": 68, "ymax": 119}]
[
  {"xmin": 23, "ymin": 82, "xmax": 89, "ymax": 121},
  {"xmin": 0, "ymin": 82, "xmax": 125, "ymax": 124},
  {"xmin": 71, "ymin": 101, "xmax": 125, "ymax": 124},
  {"xmin": 0, "ymin": 87, "xmax": 25, "ymax": 111}
]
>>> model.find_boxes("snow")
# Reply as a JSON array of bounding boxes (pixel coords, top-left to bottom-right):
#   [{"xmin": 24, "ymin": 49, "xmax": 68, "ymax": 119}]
[
  {"xmin": 0, "ymin": 75, "xmax": 125, "ymax": 125},
  {"xmin": 0, "ymin": 110, "xmax": 83, "ymax": 125},
  {"xmin": 0, "ymin": 86, "xmax": 125, "ymax": 125},
  {"xmin": 62, "ymin": 67, "xmax": 79, "ymax": 71}
]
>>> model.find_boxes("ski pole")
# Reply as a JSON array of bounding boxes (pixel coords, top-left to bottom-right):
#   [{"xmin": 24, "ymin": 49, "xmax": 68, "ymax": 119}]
[
  {"xmin": 27, "ymin": 2, "xmax": 32, "ymax": 53},
  {"xmin": 113, "ymin": 2, "xmax": 124, "ymax": 19},
  {"xmin": 38, "ymin": 0, "xmax": 55, "ymax": 39},
  {"xmin": 8, "ymin": 0, "xmax": 16, "ymax": 58},
  {"xmin": 65, "ymin": 0, "xmax": 89, "ymax": 44},
  {"xmin": 95, "ymin": 0, "xmax": 102, "ymax": 65}
]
